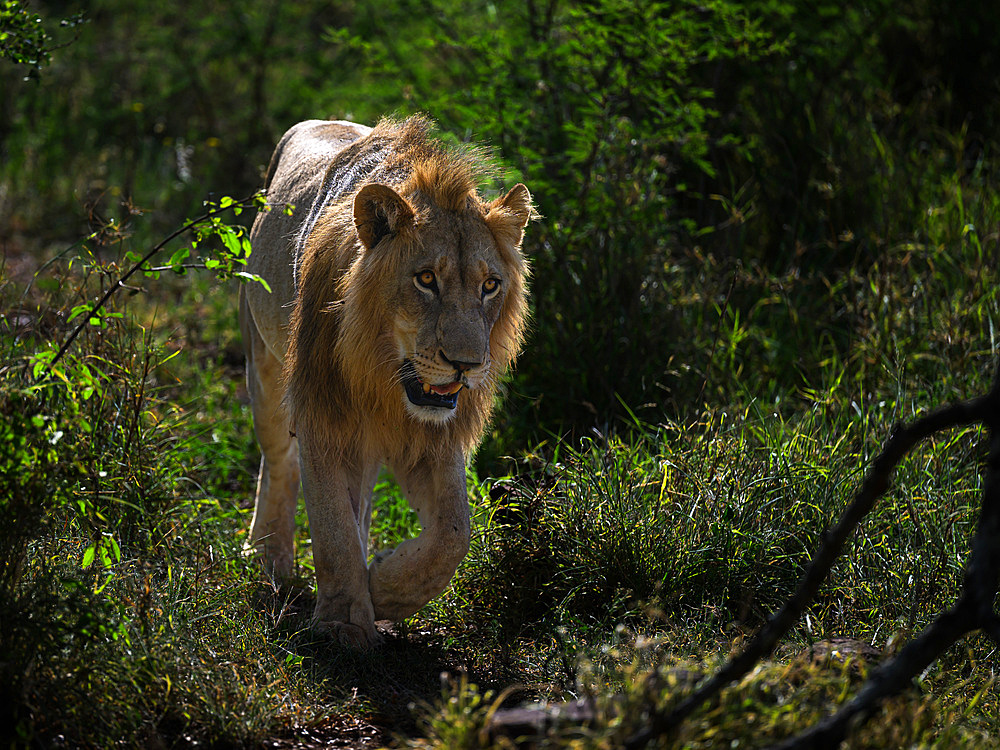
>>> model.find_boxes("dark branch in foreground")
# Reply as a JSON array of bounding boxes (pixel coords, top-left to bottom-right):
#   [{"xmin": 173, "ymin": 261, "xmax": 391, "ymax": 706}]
[
  {"xmin": 622, "ymin": 360, "xmax": 1000, "ymax": 749},
  {"xmin": 770, "ymin": 366, "xmax": 1000, "ymax": 749}
]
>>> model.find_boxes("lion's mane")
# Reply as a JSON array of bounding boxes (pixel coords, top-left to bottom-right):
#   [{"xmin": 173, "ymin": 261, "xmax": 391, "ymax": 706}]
[{"xmin": 283, "ymin": 116, "xmax": 530, "ymax": 466}]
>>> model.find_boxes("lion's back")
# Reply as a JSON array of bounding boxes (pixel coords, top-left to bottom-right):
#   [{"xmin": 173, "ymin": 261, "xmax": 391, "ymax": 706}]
[{"xmin": 246, "ymin": 120, "xmax": 372, "ymax": 358}]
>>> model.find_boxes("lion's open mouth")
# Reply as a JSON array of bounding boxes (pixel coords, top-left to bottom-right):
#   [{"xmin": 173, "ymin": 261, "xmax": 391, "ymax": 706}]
[{"xmin": 400, "ymin": 360, "xmax": 463, "ymax": 409}]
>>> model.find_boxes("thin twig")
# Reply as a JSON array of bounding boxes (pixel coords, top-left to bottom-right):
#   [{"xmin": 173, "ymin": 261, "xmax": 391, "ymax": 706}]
[{"xmin": 39, "ymin": 195, "xmax": 258, "ymax": 379}]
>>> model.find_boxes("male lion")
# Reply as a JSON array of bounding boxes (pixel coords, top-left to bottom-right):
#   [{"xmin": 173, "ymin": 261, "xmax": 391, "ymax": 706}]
[{"xmin": 239, "ymin": 116, "xmax": 531, "ymax": 646}]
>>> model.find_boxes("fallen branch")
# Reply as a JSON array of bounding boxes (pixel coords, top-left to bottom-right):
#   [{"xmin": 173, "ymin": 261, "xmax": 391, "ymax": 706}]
[{"xmin": 626, "ymin": 360, "xmax": 1000, "ymax": 749}]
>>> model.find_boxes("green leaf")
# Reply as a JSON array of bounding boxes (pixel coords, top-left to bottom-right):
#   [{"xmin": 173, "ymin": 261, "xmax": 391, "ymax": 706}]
[
  {"xmin": 67, "ymin": 303, "xmax": 92, "ymax": 323},
  {"xmin": 108, "ymin": 535, "xmax": 121, "ymax": 563},
  {"xmin": 219, "ymin": 227, "xmax": 242, "ymax": 257},
  {"xmin": 168, "ymin": 246, "xmax": 191, "ymax": 269},
  {"xmin": 31, "ymin": 349, "xmax": 56, "ymax": 379},
  {"xmin": 235, "ymin": 271, "xmax": 271, "ymax": 292}
]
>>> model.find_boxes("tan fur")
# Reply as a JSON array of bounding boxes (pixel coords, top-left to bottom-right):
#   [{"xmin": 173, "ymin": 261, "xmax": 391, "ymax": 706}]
[{"xmin": 240, "ymin": 116, "xmax": 531, "ymax": 646}]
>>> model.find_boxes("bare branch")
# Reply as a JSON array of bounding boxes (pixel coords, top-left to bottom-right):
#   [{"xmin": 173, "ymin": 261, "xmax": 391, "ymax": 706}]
[
  {"xmin": 772, "ymin": 369, "xmax": 1000, "ymax": 748},
  {"xmin": 626, "ymin": 370, "xmax": 998, "ymax": 749}
]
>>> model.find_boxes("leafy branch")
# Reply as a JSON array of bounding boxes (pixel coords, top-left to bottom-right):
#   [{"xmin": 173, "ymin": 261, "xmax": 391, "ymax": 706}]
[
  {"xmin": 36, "ymin": 192, "xmax": 273, "ymax": 380},
  {"xmin": 1, "ymin": 0, "xmax": 85, "ymax": 79}
]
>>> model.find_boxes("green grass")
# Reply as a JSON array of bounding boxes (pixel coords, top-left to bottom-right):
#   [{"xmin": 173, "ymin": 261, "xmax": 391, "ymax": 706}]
[
  {"xmin": 4, "ymin": 17, "xmax": 1000, "ymax": 739},
  {"xmin": 409, "ymin": 649, "xmax": 998, "ymax": 749},
  {"xmin": 2, "ymin": 209, "xmax": 999, "ymax": 746}
]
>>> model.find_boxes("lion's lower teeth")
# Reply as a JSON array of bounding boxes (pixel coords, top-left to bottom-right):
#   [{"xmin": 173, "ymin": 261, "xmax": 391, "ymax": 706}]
[{"xmin": 422, "ymin": 382, "xmax": 431, "ymax": 393}]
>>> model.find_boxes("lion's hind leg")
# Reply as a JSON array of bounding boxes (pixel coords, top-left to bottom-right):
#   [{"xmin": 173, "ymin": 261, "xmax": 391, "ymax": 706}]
[{"xmin": 241, "ymin": 288, "xmax": 300, "ymax": 579}]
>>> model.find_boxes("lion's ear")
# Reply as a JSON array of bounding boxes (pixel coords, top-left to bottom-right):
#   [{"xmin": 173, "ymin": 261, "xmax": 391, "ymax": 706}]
[
  {"xmin": 486, "ymin": 183, "xmax": 533, "ymax": 247},
  {"xmin": 353, "ymin": 184, "xmax": 414, "ymax": 251}
]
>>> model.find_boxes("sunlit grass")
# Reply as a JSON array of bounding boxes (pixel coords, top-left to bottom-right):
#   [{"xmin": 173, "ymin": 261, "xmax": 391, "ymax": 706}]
[
  {"xmin": 2, "ymin": 119, "xmax": 999, "ymax": 749},
  {"xmin": 4, "ymin": 241, "xmax": 998, "ymax": 746}
]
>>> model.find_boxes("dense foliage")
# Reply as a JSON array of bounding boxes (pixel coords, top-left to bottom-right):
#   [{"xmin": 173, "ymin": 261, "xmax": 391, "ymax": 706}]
[
  {"xmin": 2, "ymin": 0, "xmax": 999, "ymax": 746},
  {"xmin": 4, "ymin": 0, "xmax": 998, "ymax": 439}
]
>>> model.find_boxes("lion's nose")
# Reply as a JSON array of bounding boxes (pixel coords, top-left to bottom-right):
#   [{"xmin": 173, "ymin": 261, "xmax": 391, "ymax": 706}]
[{"xmin": 441, "ymin": 352, "xmax": 481, "ymax": 373}]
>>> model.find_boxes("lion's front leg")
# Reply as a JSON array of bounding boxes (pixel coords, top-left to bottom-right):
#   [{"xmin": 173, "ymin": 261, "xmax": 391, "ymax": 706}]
[
  {"xmin": 369, "ymin": 457, "xmax": 471, "ymax": 621},
  {"xmin": 299, "ymin": 438, "xmax": 380, "ymax": 647}
]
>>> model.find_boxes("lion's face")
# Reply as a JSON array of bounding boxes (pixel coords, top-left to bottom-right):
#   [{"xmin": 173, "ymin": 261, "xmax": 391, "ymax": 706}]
[
  {"xmin": 391, "ymin": 210, "xmax": 509, "ymax": 422},
  {"xmin": 349, "ymin": 181, "xmax": 531, "ymax": 425}
]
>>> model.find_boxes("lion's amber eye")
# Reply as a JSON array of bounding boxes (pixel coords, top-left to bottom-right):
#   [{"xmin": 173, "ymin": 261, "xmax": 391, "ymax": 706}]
[
  {"xmin": 415, "ymin": 270, "xmax": 437, "ymax": 291},
  {"xmin": 482, "ymin": 278, "xmax": 500, "ymax": 297}
]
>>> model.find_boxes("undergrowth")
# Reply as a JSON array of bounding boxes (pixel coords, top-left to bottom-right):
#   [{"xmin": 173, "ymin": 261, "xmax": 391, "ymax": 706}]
[
  {"xmin": 2, "ymin": 180, "xmax": 998, "ymax": 745},
  {"xmin": 2, "ymin": 0, "xmax": 1000, "ymax": 744}
]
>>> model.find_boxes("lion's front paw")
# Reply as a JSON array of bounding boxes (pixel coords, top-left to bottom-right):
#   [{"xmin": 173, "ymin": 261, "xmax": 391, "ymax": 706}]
[
  {"xmin": 319, "ymin": 619, "xmax": 384, "ymax": 648},
  {"xmin": 313, "ymin": 616, "xmax": 383, "ymax": 648},
  {"xmin": 312, "ymin": 594, "xmax": 380, "ymax": 648}
]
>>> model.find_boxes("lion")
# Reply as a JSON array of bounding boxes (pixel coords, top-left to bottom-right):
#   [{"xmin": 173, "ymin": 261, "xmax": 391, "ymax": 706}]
[{"xmin": 239, "ymin": 116, "xmax": 531, "ymax": 647}]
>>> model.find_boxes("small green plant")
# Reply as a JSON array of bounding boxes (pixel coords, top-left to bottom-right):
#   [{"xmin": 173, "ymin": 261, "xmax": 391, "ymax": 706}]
[
  {"xmin": 407, "ymin": 672, "xmax": 511, "ymax": 750},
  {"xmin": 36, "ymin": 192, "xmax": 273, "ymax": 379},
  {"xmin": 0, "ymin": 193, "xmax": 297, "ymax": 746},
  {"xmin": 0, "ymin": 0, "xmax": 84, "ymax": 78}
]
